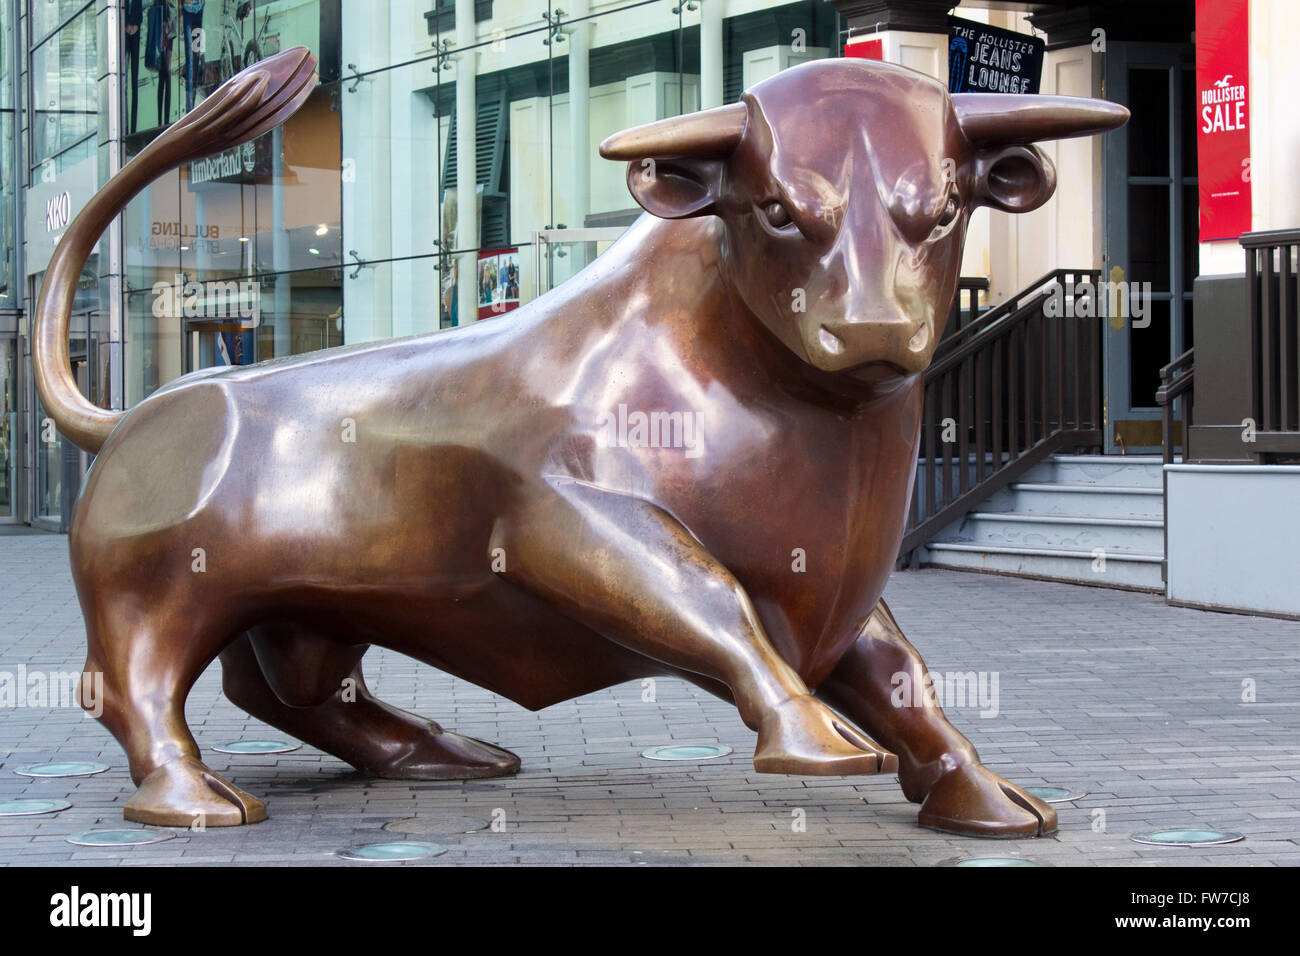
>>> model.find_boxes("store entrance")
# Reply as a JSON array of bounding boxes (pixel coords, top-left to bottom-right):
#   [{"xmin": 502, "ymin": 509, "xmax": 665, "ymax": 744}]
[
  {"xmin": 0, "ymin": 331, "xmax": 17, "ymax": 523},
  {"xmin": 1103, "ymin": 42, "xmax": 1199, "ymax": 453},
  {"xmin": 30, "ymin": 309, "xmax": 94, "ymax": 532}
]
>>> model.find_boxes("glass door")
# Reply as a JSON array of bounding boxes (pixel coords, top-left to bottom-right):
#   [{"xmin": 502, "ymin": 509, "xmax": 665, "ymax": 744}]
[
  {"xmin": 1104, "ymin": 42, "xmax": 1198, "ymax": 453},
  {"xmin": 0, "ymin": 335, "xmax": 17, "ymax": 521},
  {"xmin": 32, "ymin": 309, "xmax": 93, "ymax": 531}
]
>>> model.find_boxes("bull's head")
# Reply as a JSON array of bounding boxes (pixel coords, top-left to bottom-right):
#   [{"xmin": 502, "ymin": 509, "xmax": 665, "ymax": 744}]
[{"xmin": 599, "ymin": 59, "xmax": 1127, "ymax": 375}]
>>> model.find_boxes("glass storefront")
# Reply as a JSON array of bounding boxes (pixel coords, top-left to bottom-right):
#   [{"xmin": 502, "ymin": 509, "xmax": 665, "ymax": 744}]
[
  {"xmin": 0, "ymin": 337, "xmax": 15, "ymax": 519},
  {"xmin": 1, "ymin": 0, "xmax": 17, "ymax": 521},
  {"xmin": 0, "ymin": 0, "xmax": 835, "ymax": 525},
  {"xmin": 123, "ymin": 0, "xmax": 833, "ymax": 398},
  {"xmin": 123, "ymin": 0, "xmax": 340, "ymax": 403},
  {"xmin": 338, "ymin": 0, "xmax": 832, "ymax": 334}
]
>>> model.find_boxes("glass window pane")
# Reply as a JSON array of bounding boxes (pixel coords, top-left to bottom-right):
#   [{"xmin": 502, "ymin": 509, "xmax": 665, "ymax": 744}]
[
  {"xmin": 1127, "ymin": 67, "xmax": 1170, "ymax": 178},
  {"xmin": 31, "ymin": 0, "xmax": 93, "ymax": 47},
  {"xmin": 1130, "ymin": 297, "xmax": 1171, "ymax": 408},
  {"xmin": 31, "ymin": 5, "xmax": 97, "ymax": 166},
  {"xmin": 1128, "ymin": 184, "xmax": 1171, "ymax": 290}
]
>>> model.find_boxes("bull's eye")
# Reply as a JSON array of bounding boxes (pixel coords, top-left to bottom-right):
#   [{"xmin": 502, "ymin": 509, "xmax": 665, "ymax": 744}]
[{"xmin": 761, "ymin": 200, "xmax": 794, "ymax": 230}]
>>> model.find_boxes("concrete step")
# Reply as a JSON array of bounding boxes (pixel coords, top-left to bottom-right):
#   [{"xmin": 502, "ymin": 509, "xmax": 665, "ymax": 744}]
[
  {"xmin": 978, "ymin": 482, "xmax": 1165, "ymax": 520},
  {"xmin": 1020, "ymin": 454, "xmax": 1166, "ymax": 488},
  {"xmin": 941, "ymin": 511, "xmax": 1163, "ymax": 554},
  {"xmin": 924, "ymin": 541, "xmax": 1164, "ymax": 590},
  {"xmin": 917, "ymin": 453, "xmax": 1166, "ymax": 591}
]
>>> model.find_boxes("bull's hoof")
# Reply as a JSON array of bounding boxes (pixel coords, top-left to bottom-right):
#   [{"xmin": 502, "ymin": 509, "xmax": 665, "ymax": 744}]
[
  {"xmin": 754, "ymin": 695, "xmax": 898, "ymax": 776},
  {"xmin": 124, "ymin": 756, "xmax": 267, "ymax": 827},
  {"xmin": 359, "ymin": 729, "xmax": 521, "ymax": 781},
  {"xmin": 917, "ymin": 763, "xmax": 1057, "ymax": 838}
]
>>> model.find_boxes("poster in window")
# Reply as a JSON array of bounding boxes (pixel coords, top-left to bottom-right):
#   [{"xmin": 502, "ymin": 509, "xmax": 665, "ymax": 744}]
[{"xmin": 477, "ymin": 248, "xmax": 520, "ymax": 321}]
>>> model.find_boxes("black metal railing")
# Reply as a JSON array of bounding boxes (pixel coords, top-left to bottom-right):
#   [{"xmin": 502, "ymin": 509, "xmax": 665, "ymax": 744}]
[
  {"xmin": 1156, "ymin": 348, "xmax": 1194, "ymax": 466},
  {"xmin": 1241, "ymin": 229, "xmax": 1300, "ymax": 459},
  {"xmin": 1155, "ymin": 348, "xmax": 1194, "ymax": 582},
  {"xmin": 899, "ymin": 268, "xmax": 1104, "ymax": 564},
  {"xmin": 943, "ymin": 276, "xmax": 991, "ymax": 341}
]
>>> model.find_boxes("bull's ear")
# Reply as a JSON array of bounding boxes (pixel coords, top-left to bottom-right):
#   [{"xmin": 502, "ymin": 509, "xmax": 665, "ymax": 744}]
[
  {"xmin": 599, "ymin": 102, "xmax": 748, "ymax": 220},
  {"xmin": 621, "ymin": 156, "xmax": 725, "ymax": 219},
  {"xmin": 974, "ymin": 144, "xmax": 1057, "ymax": 214}
]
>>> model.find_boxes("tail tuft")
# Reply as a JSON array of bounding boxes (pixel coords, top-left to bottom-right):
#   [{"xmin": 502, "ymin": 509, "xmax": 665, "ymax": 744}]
[{"xmin": 32, "ymin": 49, "xmax": 319, "ymax": 454}]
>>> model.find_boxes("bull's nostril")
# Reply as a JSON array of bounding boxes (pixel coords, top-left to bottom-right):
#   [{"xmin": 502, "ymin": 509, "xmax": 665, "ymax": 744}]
[
  {"xmin": 907, "ymin": 324, "xmax": 931, "ymax": 354},
  {"xmin": 818, "ymin": 326, "xmax": 846, "ymax": 356}
]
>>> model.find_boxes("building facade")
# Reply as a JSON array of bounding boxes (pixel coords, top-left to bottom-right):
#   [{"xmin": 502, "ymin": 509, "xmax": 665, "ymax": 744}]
[
  {"xmin": 2, "ymin": 0, "xmax": 844, "ymax": 530},
  {"xmin": 1, "ymin": 0, "xmax": 1296, "ymax": 617}
]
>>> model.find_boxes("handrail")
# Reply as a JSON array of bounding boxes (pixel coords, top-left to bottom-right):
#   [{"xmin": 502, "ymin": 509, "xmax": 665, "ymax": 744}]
[
  {"xmin": 944, "ymin": 276, "xmax": 991, "ymax": 340},
  {"xmin": 900, "ymin": 266, "xmax": 1104, "ymax": 563},
  {"xmin": 1155, "ymin": 348, "xmax": 1194, "ymax": 583},
  {"xmin": 935, "ymin": 269, "xmax": 1097, "ymax": 355},
  {"xmin": 1156, "ymin": 348, "xmax": 1194, "ymax": 466},
  {"xmin": 1240, "ymin": 228, "xmax": 1300, "ymax": 248},
  {"xmin": 927, "ymin": 288, "xmax": 1055, "ymax": 378}
]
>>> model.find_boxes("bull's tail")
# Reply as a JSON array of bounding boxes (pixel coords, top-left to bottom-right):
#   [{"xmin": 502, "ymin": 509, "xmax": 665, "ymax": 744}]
[{"xmin": 33, "ymin": 47, "xmax": 318, "ymax": 453}]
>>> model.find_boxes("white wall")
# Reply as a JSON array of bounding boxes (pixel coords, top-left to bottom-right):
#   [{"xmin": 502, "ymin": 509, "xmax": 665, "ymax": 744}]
[{"xmin": 1166, "ymin": 465, "xmax": 1300, "ymax": 617}]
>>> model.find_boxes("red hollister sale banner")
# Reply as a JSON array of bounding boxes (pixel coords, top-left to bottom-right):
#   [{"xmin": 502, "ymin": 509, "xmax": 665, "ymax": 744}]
[{"xmin": 1196, "ymin": 0, "xmax": 1251, "ymax": 241}]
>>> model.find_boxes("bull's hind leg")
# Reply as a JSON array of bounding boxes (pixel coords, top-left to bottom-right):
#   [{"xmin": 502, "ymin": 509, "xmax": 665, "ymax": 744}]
[
  {"xmin": 79, "ymin": 600, "xmax": 266, "ymax": 828},
  {"xmin": 220, "ymin": 630, "xmax": 519, "ymax": 779},
  {"xmin": 816, "ymin": 599, "xmax": 1056, "ymax": 838},
  {"xmin": 498, "ymin": 478, "xmax": 896, "ymax": 776}
]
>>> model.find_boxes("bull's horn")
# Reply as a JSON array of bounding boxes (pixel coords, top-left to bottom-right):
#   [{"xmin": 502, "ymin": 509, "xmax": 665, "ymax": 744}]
[
  {"xmin": 599, "ymin": 102, "xmax": 748, "ymax": 160},
  {"xmin": 953, "ymin": 93, "xmax": 1129, "ymax": 146}
]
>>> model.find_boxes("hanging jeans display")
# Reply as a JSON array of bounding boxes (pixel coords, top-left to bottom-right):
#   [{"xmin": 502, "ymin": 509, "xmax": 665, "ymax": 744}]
[
  {"xmin": 182, "ymin": 1, "xmax": 206, "ymax": 112},
  {"xmin": 125, "ymin": 0, "xmax": 143, "ymax": 133},
  {"xmin": 146, "ymin": 1, "xmax": 174, "ymax": 126}
]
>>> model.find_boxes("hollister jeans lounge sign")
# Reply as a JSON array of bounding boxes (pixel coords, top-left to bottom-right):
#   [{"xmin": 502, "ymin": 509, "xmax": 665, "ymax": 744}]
[
  {"xmin": 1196, "ymin": 0, "xmax": 1251, "ymax": 241},
  {"xmin": 948, "ymin": 16, "xmax": 1043, "ymax": 95}
]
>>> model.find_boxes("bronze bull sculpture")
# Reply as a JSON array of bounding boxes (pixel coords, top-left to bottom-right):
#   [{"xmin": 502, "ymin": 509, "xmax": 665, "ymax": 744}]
[{"xmin": 34, "ymin": 48, "xmax": 1125, "ymax": 837}]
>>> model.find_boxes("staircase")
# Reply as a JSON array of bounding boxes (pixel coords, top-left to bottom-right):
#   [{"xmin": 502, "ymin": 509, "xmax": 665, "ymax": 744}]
[
  {"xmin": 897, "ymin": 269, "xmax": 1172, "ymax": 591},
  {"xmin": 919, "ymin": 454, "xmax": 1165, "ymax": 590}
]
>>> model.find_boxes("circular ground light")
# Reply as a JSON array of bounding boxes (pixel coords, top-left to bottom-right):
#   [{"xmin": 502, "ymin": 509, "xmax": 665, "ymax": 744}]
[
  {"xmin": 0, "ymin": 799, "xmax": 72, "ymax": 817},
  {"xmin": 211, "ymin": 739, "xmax": 300, "ymax": 755},
  {"xmin": 641, "ymin": 744, "xmax": 733, "ymax": 761},
  {"xmin": 15, "ymin": 761, "xmax": 109, "ymax": 778},
  {"xmin": 938, "ymin": 856, "xmax": 1044, "ymax": 867},
  {"xmin": 1025, "ymin": 786, "xmax": 1089, "ymax": 804},
  {"xmin": 1130, "ymin": 828, "xmax": 1244, "ymax": 848},
  {"xmin": 384, "ymin": 817, "xmax": 488, "ymax": 835},
  {"xmin": 337, "ymin": 841, "xmax": 448, "ymax": 862},
  {"xmin": 65, "ymin": 829, "xmax": 175, "ymax": 847}
]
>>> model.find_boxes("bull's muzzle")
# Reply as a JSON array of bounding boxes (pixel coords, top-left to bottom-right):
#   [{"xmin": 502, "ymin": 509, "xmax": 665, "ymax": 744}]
[{"xmin": 807, "ymin": 315, "xmax": 935, "ymax": 375}]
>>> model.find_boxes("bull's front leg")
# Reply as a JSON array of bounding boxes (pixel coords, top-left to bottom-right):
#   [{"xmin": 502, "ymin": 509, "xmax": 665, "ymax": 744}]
[
  {"xmin": 497, "ymin": 477, "xmax": 896, "ymax": 776},
  {"xmin": 816, "ymin": 599, "xmax": 1057, "ymax": 838}
]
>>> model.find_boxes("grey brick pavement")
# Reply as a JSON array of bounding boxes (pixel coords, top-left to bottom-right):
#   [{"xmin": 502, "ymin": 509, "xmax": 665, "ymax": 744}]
[{"xmin": 0, "ymin": 532, "xmax": 1296, "ymax": 866}]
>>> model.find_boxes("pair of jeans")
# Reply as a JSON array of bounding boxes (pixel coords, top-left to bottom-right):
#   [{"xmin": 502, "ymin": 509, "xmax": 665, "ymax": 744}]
[
  {"xmin": 156, "ymin": 43, "xmax": 171, "ymax": 125},
  {"xmin": 181, "ymin": 3, "xmax": 205, "ymax": 112},
  {"xmin": 125, "ymin": 30, "xmax": 140, "ymax": 134}
]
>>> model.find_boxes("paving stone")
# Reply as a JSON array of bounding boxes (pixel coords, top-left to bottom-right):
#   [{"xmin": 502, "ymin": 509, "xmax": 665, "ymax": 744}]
[{"xmin": 0, "ymin": 533, "xmax": 1296, "ymax": 866}]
